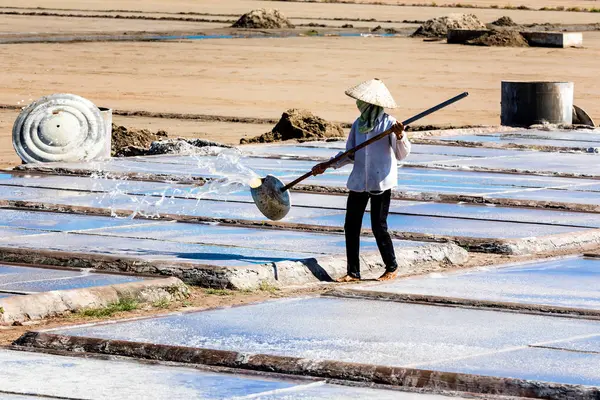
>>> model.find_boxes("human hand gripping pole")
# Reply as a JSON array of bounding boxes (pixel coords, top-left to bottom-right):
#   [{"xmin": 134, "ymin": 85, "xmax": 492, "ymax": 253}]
[{"xmin": 249, "ymin": 92, "xmax": 469, "ymax": 221}]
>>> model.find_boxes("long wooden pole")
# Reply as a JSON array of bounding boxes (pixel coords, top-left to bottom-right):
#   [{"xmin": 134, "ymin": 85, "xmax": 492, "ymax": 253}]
[{"xmin": 280, "ymin": 91, "xmax": 469, "ymax": 192}]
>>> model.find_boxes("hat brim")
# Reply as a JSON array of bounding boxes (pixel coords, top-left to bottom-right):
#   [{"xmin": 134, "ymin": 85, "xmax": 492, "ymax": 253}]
[{"xmin": 344, "ymin": 79, "xmax": 398, "ymax": 109}]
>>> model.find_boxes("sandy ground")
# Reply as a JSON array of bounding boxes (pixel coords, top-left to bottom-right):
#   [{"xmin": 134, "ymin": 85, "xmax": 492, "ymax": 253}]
[
  {"xmin": 0, "ymin": 14, "xmax": 228, "ymax": 35},
  {"xmin": 1, "ymin": 1, "xmax": 599, "ymax": 169},
  {"xmin": 0, "ymin": 14, "xmax": 417, "ymax": 36},
  {"xmin": 1, "ymin": 36, "xmax": 598, "ymax": 123},
  {"xmin": 4, "ymin": 1, "xmax": 600, "ymax": 24},
  {"xmin": 313, "ymin": 0, "xmax": 600, "ymax": 8}
]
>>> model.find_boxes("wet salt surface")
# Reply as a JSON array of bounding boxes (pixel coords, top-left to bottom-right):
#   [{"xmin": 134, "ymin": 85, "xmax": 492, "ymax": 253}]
[
  {"xmin": 290, "ymin": 132, "xmax": 600, "ymax": 149},
  {"xmin": 298, "ymin": 212, "xmax": 585, "ymax": 238},
  {"xmin": 422, "ymin": 151, "xmax": 600, "ymax": 176},
  {"xmin": 0, "ymin": 264, "xmax": 143, "ymax": 293},
  {"xmin": 8, "ymin": 176, "xmax": 600, "ymax": 228},
  {"xmin": 0, "ymin": 232, "xmax": 319, "ymax": 266},
  {"xmin": 242, "ymin": 143, "xmax": 528, "ymax": 160},
  {"xmin": 0, "ymin": 208, "xmax": 433, "ymax": 267},
  {"xmin": 0, "ymin": 227, "xmax": 48, "ymax": 239},
  {"xmin": 54, "ymin": 297, "xmax": 600, "ymax": 386},
  {"xmin": 90, "ymin": 222, "xmax": 426, "ymax": 254},
  {"xmin": 10, "ymin": 155, "xmax": 600, "ymax": 205},
  {"xmin": 0, "ymin": 349, "xmax": 456, "ymax": 400},
  {"xmin": 420, "ymin": 347, "xmax": 600, "ymax": 387},
  {"xmin": 4, "ymin": 175, "xmax": 597, "ymax": 232},
  {"xmin": 545, "ymin": 335, "xmax": 600, "ymax": 353},
  {"xmin": 0, "ymin": 208, "xmax": 154, "ymax": 232},
  {"xmin": 238, "ymin": 142, "xmax": 600, "ymax": 176},
  {"xmin": 354, "ymin": 256, "xmax": 600, "ymax": 310},
  {"xmin": 0, "ymin": 199, "xmax": 585, "ymax": 240},
  {"xmin": 437, "ymin": 130, "xmax": 600, "ymax": 149}
]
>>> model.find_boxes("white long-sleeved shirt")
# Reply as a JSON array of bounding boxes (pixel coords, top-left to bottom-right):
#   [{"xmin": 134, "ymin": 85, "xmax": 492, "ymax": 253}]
[{"xmin": 332, "ymin": 113, "xmax": 411, "ymax": 192}]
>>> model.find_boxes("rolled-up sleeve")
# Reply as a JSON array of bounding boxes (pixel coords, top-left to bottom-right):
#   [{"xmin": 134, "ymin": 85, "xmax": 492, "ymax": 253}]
[{"xmin": 391, "ymin": 133, "xmax": 411, "ymax": 161}]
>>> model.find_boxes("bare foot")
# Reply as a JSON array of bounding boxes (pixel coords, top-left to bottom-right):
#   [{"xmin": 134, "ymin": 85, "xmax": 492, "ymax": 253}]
[
  {"xmin": 377, "ymin": 270, "xmax": 398, "ymax": 281},
  {"xmin": 336, "ymin": 275, "xmax": 361, "ymax": 283}
]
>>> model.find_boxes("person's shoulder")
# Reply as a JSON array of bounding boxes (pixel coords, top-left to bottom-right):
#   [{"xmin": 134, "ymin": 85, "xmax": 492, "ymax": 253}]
[
  {"xmin": 380, "ymin": 113, "xmax": 396, "ymax": 129},
  {"xmin": 383, "ymin": 113, "xmax": 397, "ymax": 124}
]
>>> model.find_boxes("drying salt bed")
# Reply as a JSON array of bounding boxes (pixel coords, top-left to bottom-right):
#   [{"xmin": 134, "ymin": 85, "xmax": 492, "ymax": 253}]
[
  {"xmin": 0, "ymin": 264, "xmax": 143, "ymax": 295},
  {"xmin": 50, "ymin": 296, "xmax": 600, "ymax": 387},
  {"xmin": 242, "ymin": 141, "xmax": 600, "ymax": 177},
  {"xmin": 1, "ymin": 171, "xmax": 599, "ymax": 239},
  {"xmin": 0, "ymin": 207, "xmax": 464, "ymax": 288},
  {"xmin": 435, "ymin": 129, "xmax": 600, "ymax": 150},
  {"xmin": 242, "ymin": 143, "xmax": 529, "ymax": 160},
  {"xmin": 0, "ymin": 189, "xmax": 592, "ymax": 241},
  {"xmin": 0, "ymin": 209, "xmax": 428, "ymax": 263},
  {"xmin": 350, "ymin": 256, "xmax": 600, "ymax": 310},
  {"xmin": 5, "ymin": 171, "xmax": 600, "ymax": 228},
  {"xmin": 16, "ymin": 150, "xmax": 600, "ymax": 205},
  {"xmin": 0, "ymin": 349, "xmax": 453, "ymax": 400},
  {"xmin": 0, "ymin": 208, "xmax": 154, "ymax": 232}
]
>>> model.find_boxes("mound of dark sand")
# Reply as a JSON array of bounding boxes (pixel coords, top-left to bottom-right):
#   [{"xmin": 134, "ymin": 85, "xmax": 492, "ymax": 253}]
[
  {"xmin": 232, "ymin": 9, "xmax": 294, "ymax": 29},
  {"xmin": 467, "ymin": 29, "xmax": 529, "ymax": 47},
  {"xmin": 112, "ymin": 124, "xmax": 230, "ymax": 157},
  {"xmin": 371, "ymin": 26, "xmax": 399, "ymax": 34},
  {"xmin": 240, "ymin": 109, "xmax": 345, "ymax": 144},
  {"xmin": 491, "ymin": 16, "xmax": 517, "ymax": 26},
  {"xmin": 412, "ymin": 13, "xmax": 486, "ymax": 38},
  {"xmin": 111, "ymin": 124, "xmax": 168, "ymax": 156},
  {"xmin": 116, "ymin": 138, "xmax": 231, "ymax": 157}
]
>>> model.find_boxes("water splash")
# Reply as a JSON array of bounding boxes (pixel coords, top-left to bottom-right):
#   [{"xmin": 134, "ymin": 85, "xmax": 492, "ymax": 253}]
[{"xmin": 88, "ymin": 148, "xmax": 260, "ymax": 219}]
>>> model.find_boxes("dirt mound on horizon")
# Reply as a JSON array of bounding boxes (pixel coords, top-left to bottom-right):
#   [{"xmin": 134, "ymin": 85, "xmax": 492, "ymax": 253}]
[
  {"xmin": 111, "ymin": 124, "xmax": 168, "ymax": 156},
  {"xmin": 467, "ymin": 29, "xmax": 529, "ymax": 47},
  {"xmin": 491, "ymin": 16, "xmax": 517, "ymax": 26},
  {"xmin": 232, "ymin": 9, "xmax": 294, "ymax": 29},
  {"xmin": 412, "ymin": 14, "xmax": 486, "ymax": 38},
  {"xmin": 240, "ymin": 109, "xmax": 345, "ymax": 144}
]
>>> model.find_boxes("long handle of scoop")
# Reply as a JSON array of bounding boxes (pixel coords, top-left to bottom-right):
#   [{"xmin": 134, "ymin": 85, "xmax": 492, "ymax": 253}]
[{"xmin": 280, "ymin": 91, "xmax": 469, "ymax": 192}]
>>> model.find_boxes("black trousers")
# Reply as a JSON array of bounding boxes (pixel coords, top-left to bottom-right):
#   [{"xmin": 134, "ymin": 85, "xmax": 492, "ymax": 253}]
[{"xmin": 344, "ymin": 189, "xmax": 397, "ymax": 279}]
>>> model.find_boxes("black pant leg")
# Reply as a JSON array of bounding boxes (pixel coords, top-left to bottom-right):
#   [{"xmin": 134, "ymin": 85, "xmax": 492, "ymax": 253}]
[
  {"xmin": 369, "ymin": 189, "xmax": 398, "ymax": 271},
  {"xmin": 344, "ymin": 191, "xmax": 369, "ymax": 278}
]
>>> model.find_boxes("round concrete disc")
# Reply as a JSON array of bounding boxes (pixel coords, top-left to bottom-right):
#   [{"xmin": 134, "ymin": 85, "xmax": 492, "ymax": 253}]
[
  {"xmin": 250, "ymin": 175, "xmax": 291, "ymax": 221},
  {"xmin": 12, "ymin": 93, "xmax": 106, "ymax": 164}
]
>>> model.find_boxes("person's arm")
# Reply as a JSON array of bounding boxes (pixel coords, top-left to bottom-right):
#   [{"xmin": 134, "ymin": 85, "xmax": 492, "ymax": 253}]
[
  {"xmin": 312, "ymin": 124, "xmax": 356, "ymax": 175},
  {"xmin": 390, "ymin": 121, "xmax": 411, "ymax": 161}
]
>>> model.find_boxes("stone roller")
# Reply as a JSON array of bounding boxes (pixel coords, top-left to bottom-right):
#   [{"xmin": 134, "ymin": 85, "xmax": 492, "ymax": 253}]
[{"xmin": 251, "ymin": 92, "xmax": 469, "ymax": 221}]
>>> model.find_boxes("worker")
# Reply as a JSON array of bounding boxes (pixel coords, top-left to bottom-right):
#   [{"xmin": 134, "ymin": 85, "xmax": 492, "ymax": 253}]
[{"xmin": 312, "ymin": 78, "xmax": 411, "ymax": 282}]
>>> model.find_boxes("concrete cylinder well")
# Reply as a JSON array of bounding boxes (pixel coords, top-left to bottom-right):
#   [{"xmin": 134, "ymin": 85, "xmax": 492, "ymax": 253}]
[{"xmin": 501, "ymin": 81, "xmax": 574, "ymax": 127}]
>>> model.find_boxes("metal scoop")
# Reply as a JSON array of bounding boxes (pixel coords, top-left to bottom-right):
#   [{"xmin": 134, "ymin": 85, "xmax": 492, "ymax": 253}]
[{"xmin": 250, "ymin": 92, "xmax": 469, "ymax": 221}]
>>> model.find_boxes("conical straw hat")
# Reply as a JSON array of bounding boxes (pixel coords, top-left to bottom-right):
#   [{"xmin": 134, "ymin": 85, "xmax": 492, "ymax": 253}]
[
  {"xmin": 345, "ymin": 78, "xmax": 398, "ymax": 109},
  {"xmin": 346, "ymin": 78, "xmax": 398, "ymax": 108}
]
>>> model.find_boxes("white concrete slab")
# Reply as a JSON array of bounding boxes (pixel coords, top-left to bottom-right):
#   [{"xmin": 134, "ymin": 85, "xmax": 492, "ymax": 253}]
[
  {"xmin": 53, "ymin": 297, "xmax": 600, "ymax": 386},
  {"xmin": 352, "ymin": 256, "xmax": 600, "ymax": 310},
  {"xmin": 0, "ymin": 349, "xmax": 451, "ymax": 399}
]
